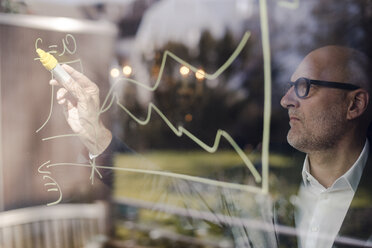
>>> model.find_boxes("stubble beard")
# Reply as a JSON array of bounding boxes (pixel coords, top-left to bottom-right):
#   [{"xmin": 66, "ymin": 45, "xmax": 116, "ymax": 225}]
[{"xmin": 287, "ymin": 108, "xmax": 347, "ymax": 153}]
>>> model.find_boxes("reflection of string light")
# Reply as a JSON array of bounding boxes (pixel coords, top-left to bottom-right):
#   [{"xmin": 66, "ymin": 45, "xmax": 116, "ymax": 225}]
[
  {"xmin": 195, "ymin": 69, "xmax": 205, "ymax": 80},
  {"xmin": 185, "ymin": 114, "xmax": 193, "ymax": 122},
  {"xmin": 110, "ymin": 68, "xmax": 120, "ymax": 78},
  {"xmin": 179, "ymin": 66, "xmax": 190, "ymax": 76},
  {"xmin": 123, "ymin": 65, "xmax": 132, "ymax": 76}
]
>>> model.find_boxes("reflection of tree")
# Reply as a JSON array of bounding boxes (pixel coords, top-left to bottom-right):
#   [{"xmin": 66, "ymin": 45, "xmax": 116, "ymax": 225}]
[
  {"xmin": 269, "ymin": 0, "xmax": 372, "ymax": 83},
  {"xmin": 310, "ymin": 0, "xmax": 372, "ymax": 57},
  {"xmin": 121, "ymin": 30, "xmax": 265, "ymax": 151}
]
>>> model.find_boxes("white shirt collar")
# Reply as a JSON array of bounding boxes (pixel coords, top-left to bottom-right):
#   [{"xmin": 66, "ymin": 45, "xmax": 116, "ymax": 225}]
[{"xmin": 301, "ymin": 139, "xmax": 369, "ymax": 192}]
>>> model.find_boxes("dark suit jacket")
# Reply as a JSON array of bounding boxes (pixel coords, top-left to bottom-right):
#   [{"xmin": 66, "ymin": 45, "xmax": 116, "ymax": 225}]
[{"xmin": 275, "ymin": 150, "xmax": 372, "ymax": 248}]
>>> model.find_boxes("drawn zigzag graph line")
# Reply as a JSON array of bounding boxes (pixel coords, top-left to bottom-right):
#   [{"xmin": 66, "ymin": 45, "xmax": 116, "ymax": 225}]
[
  {"xmin": 42, "ymin": 31, "xmax": 263, "ymax": 193},
  {"xmin": 114, "ymin": 101, "xmax": 261, "ymax": 183},
  {"xmin": 98, "ymin": 31, "xmax": 262, "ymax": 183}
]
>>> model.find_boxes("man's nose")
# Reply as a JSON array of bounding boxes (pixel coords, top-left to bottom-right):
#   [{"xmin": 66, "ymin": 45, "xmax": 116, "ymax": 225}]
[{"xmin": 280, "ymin": 86, "xmax": 299, "ymax": 109}]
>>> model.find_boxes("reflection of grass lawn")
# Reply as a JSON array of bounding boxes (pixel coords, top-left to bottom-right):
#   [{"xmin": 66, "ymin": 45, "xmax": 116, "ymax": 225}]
[
  {"xmin": 112, "ymin": 150, "xmax": 302, "ymax": 245},
  {"xmin": 113, "ymin": 150, "xmax": 297, "ymax": 200},
  {"xmin": 115, "ymin": 150, "xmax": 254, "ymax": 176}
]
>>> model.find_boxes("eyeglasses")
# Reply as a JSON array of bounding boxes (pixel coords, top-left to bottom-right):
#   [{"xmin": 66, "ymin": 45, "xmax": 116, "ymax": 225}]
[{"xmin": 288, "ymin": 77, "xmax": 360, "ymax": 99}]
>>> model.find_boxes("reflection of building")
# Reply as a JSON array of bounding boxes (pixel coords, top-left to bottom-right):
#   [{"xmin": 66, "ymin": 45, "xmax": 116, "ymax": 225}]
[
  {"xmin": 5, "ymin": 0, "xmax": 148, "ymax": 22},
  {"xmin": 0, "ymin": 13, "xmax": 116, "ymax": 210},
  {"xmin": 0, "ymin": 0, "xmax": 162, "ymax": 210}
]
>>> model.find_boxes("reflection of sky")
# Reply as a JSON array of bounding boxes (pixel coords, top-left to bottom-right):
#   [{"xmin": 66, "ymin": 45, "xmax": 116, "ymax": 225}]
[{"xmin": 135, "ymin": 0, "xmax": 254, "ymax": 54}]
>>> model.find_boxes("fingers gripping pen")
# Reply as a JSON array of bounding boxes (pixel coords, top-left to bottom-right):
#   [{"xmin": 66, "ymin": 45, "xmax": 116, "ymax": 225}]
[{"xmin": 36, "ymin": 49, "xmax": 72, "ymax": 85}]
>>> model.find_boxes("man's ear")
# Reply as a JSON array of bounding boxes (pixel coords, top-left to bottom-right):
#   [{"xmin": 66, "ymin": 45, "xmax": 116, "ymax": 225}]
[{"xmin": 347, "ymin": 89, "xmax": 369, "ymax": 120}]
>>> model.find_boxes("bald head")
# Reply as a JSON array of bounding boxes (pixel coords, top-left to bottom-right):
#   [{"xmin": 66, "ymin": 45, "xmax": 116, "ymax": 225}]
[{"xmin": 292, "ymin": 45, "xmax": 372, "ymax": 92}]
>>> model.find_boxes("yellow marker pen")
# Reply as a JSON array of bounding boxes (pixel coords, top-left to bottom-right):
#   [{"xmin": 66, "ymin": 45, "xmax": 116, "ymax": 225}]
[{"xmin": 36, "ymin": 48, "xmax": 72, "ymax": 85}]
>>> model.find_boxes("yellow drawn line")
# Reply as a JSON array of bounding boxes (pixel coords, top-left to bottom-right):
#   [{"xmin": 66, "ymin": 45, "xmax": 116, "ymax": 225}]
[
  {"xmin": 47, "ymin": 162, "xmax": 264, "ymax": 195},
  {"xmin": 42, "ymin": 133, "xmax": 80, "ymax": 141},
  {"xmin": 36, "ymin": 85, "xmax": 54, "ymax": 133},
  {"xmin": 43, "ymin": 175, "xmax": 62, "ymax": 206},
  {"xmin": 259, "ymin": 0, "xmax": 272, "ymax": 194},
  {"xmin": 101, "ymin": 32, "xmax": 250, "ymax": 101},
  {"xmin": 116, "ymin": 100, "xmax": 261, "ymax": 182},
  {"xmin": 277, "ymin": 0, "xmax": 299, "ymax": 9},
  {"xmin": 38, "ymin": 161, "xmax": 63, "ymax": 206}
]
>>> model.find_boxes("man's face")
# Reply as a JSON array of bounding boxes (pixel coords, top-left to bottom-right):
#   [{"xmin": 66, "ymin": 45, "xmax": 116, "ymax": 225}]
[{"xmin": 280, "ymin": 58, "xmax": 349, "ymax": 153}]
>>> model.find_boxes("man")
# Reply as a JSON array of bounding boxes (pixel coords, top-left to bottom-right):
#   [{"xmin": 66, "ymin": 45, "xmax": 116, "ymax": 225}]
[
  {"xmin": 280, "ymin": 46, "xmax": 372, "ymax": 247},
  {"xmin": 51, "ymin": 45, "xmax": 372, "ymax": 247}
]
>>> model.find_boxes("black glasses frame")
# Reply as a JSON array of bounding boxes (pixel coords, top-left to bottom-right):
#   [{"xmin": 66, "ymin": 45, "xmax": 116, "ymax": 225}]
[{"xmin": 289, "ymin": 77, "xmax": 360, "ymax": 99}]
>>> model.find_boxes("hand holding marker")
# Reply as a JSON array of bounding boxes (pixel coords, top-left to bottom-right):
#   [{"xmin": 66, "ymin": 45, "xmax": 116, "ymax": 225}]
[
  {"xmin": 37, "ymin": 49, "xmax": 73, "ymax": 87},
  {"xmin": 36, "ymin": 49, "xmax": 112, "ymax": 156}
]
